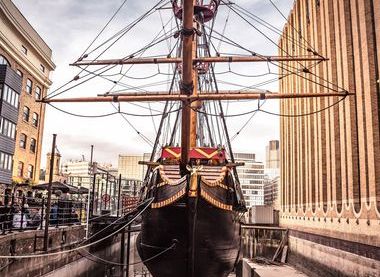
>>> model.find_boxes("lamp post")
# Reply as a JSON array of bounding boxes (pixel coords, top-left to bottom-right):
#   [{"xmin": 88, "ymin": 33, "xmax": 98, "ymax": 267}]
[
  {"xmin": 43, "ymin": 134, "xmax": 57, "ymax": 251},
  {"xmin": 85, "ymin": 145, "xmax": 94, "ymax": 239}
]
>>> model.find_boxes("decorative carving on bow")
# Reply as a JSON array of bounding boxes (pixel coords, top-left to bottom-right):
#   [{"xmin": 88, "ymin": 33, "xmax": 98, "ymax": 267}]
[{"xmin": 187, "ymin": 165, "xmax": 203, "ymax": 197}]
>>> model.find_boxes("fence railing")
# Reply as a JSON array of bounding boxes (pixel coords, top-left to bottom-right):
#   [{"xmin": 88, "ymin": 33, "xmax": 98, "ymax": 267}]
[
  {"xmin": 0, "ymin": 193, "xmax": 87, "ymax": 234},
  {"xmin": 240, "ymin": 225, "xmax": 288, "ymax": 262}
]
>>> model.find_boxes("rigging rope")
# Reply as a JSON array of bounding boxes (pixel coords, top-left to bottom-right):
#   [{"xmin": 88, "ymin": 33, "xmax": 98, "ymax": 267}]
[
  {"xmin": 222, "ymin": 2, "xmax": 347, "ymax": 93},
  {"xmin": 44, "ymin": 0, "xmax": 168, "ymax": 100},
  {"xmin": 47, "ymin": 103, "xmax": 181, "ymax": 118}
]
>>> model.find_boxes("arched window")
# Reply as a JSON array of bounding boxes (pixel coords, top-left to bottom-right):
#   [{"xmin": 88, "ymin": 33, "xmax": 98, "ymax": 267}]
[
  {"xmin": 20, "ymin": 133, "xmax": 27, "ymax": 149},
  {"xmin": 26, "ymin": 79, "xmax": 33, "ymax": 94},
  {"xmin": 27, "ymin": 164, "xmax": 34, "ymax": 179},
  {"xmin": 0, "ymin": 55, "xmax": 10, "ymax": 66},
  {"xmin": 32, "ymin": 112, "xmax": 39, "ymax": 127},
  {"xmin": 23, "ymin": 106, "xmax": 30, "ymax": 122},
  {"xmin": 35, "ymin": 86, "xmax": 41, "ymax": 100},
  {"xmin": 30, "ymin": 138, "xmax": 36, "ymax": 153}
]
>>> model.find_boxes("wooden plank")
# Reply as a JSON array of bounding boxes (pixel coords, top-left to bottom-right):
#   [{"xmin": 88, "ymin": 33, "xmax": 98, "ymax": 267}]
[{"xmin": 281, "ymin": 245, "xmax": 288, "ymax": 263}]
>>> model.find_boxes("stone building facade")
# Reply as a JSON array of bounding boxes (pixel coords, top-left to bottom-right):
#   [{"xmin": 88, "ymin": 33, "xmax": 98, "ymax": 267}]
[
  {"xmin": 0, "ymin": 0, "xmax": 55, "ymax": 184},
  {"xmin": 279, "ymin": 0, "xmax": 380, "ymax": 276}
]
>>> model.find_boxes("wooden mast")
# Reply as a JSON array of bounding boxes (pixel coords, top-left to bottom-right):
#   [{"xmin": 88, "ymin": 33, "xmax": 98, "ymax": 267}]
[
  {"xmin": 180, "ymin": 0, "xmax": 196, "ymax": 168},
  {"xmin": 190, "ymin": 3, "xmax": 200, "ymax": 149}
]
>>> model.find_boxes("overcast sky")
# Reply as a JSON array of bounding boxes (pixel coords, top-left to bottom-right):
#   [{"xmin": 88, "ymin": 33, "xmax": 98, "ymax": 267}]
[{"xmin": 12, "ymin": 0, "xmax": 294, "ymax": 168}]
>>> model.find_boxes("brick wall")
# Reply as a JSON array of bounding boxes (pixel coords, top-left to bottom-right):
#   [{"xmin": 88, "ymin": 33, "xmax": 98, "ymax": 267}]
[{"xmin": 0, "ymin": 226, "xmax": 86, "ymax": 277}]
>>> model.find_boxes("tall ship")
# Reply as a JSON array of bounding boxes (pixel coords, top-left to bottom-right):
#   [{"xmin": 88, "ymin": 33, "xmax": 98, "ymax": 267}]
[{"xmin": 40, "ymin": 0, "xmax": 349, "ymax": 276}]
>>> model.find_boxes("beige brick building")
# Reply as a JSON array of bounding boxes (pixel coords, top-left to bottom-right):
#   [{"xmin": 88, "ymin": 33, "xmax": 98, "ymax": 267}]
[
  {"xmin": 0, "ymin": 0, "xmax": 55, "ymax": 184},
  {"xmin": 279, "ymin": 0, "xmax": 379, "ymax": 276}
]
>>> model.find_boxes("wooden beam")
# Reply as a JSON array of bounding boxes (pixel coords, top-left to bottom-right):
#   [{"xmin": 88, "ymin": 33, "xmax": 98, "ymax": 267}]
[
  {"xmin": 39, "ymin": 91, "xmax": 353, "ymax": 103},
  {"xmin": 71, "ymin": 55, "xmax": 327, "ymax": 66}
]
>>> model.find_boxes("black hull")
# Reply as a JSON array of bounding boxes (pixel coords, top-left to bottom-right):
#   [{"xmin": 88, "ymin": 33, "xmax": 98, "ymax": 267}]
[{"xmin": 137, "ymin": 198, "xmax": 240, "ymax": 277}]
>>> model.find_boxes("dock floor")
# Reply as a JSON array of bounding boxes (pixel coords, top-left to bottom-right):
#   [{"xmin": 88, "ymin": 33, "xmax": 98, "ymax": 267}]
[{"xmin": 248, "ymin": 261, "xmax": 309, "ymax": 277}]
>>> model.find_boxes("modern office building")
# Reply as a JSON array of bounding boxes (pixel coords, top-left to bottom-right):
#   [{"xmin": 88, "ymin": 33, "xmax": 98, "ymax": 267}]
[
  {"xmin": 234, "ymin": 153, "xmax": 265, "ymax": 208},
  {"xmin": 0, "ymin": 0, "xmax": 55, "ymax": 184},
  {"xmin": 62, "ymin": 160, "xmax": 93, "ymax": 189},
  {"xmin": 265, "ymin": 140, "xmax": 280, "ymax": 171},
  {"xmin": 118, "ymin": 153, "xmax": 150, "ymax": 181},
  {"xmin": 279, "ymin": 1, "xmax": 379, "ymax": 276},
  {"xmin": 62, "ymin": 159, "xmax": 119, "ymax": 189},
  {"xmin": 264, "ymin": 140, "xmax": 280, "ymax": 208},
  {"xmin": 0, "ymin": 64, "xmax": 21, "ymax": 186},
  {"xmin": 264, "ymin": 176, "xmax": 280, "ymax": 209}
]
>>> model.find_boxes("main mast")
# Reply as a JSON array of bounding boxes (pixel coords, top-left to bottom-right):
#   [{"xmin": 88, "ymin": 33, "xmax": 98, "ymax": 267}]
[{"xmin": 180, "ymin": 0, "xmax": 197, "ymax": 170}]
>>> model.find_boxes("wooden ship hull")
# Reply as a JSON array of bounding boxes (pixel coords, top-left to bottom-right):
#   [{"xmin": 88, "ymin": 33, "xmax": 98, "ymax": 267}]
[
  {"xmin": 137, "ymin": 147, "xmax": 242, "ymax": 277},
  {"xmin": 137, "ymin": 200, "xmax": 240, "ymax": 277}
]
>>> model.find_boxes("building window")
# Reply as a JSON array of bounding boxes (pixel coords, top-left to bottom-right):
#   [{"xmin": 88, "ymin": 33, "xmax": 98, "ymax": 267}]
[
  {"xmin": 23, "ymin": 106, "xmax": 30, "ymax": 122},
  {"xmin": 0, "ymin": 117, "xmax": 16, "ymax": 139},
  {"xmin": 32, "ymin": 112, "xmax": 39, "ymax": 127},
  {"xmin": 40, "ymin": 64, "xmax": 45, "ymax": 73},
  {"xmin": 16, "ymin": 69, "xmax": 23, "ymax": 80},
  {"xmin": 0, "ymin": 55, "xmax": 10, "ymax": 66},
  {"xmin": 27, "ymin": 164, "xmax": 34, "ymax": 179},
  {"xmin": 20, "ymin": 133, "xmax": 27, "ymax": 149},
  {"xmin": 26, "ymin": 79, "xmax": 33, "ymax": 94},
  {"xmin": 30, "ymin": 138, "xmax": 36, "ymax": 153},
  {"xmin": 1, "ymin": 85, "xmax": 19, "ymax": 108},
  {"xmin": 21, "ymin": 45, "xmax": 28, "ymax": 55},
  {"xmin": 35, "ymin": 86, "xmax": 41, "ymax": 100},
  {"xmin": 17, "ymin": 161, "xmax": 24, "ymax": 177},
  {"xmin": 0, "ymin": 151, "xmax": 12, "ymax": 171}
]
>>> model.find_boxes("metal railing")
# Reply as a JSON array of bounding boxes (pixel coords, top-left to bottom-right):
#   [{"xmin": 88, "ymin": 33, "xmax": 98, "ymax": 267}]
[
  {"xmin": 67, "ymin": 173, "xmax": 142, "ymax": 217},
  {"xmin": 0, "ymin": 193, "xmax": 87, "ymax": 234},
  {"xmin": 240, "ymin": 224, "xmax": 288, "ymax": 261}
]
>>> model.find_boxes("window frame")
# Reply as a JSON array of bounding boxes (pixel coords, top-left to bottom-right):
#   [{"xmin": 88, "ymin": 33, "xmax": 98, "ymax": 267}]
[
  {"xmin": 23, "ymin": 106, "xmax": 30, "ymax": 122},
  {"xmin": 35, "ymin": 86, "xmax": 41, "ymax": 100},
  {"xmin": 30, "ymin": 138, "xmax": 37, "ymax": 153},
  {"xmin": 1, "ymin": 85, "xmax": 19, "ymax": 108},
  {"xmin": 27, "ymin": 164, "xmax": 34, "ymax": 179},
  {"xmin": 26, "ymin": 78, "xmax": 33, "ymax": 95},
  {"xmin": 21, "ymin": 45, "xmax": 28, "ymax": 55},
  {"xmin": 19, "ymin": 133, "xmax": 27, "ymax": 149},
  {"xmin": 0, "ymin": 117, "xmax": 16, "ymax": 139},
  {"xmin": 0, "ymin": 152, "xmax": 12, "ymax": 171},
  {"xmin": 17, "ymin": 161, "xmax": 24, "ymax": 177},
  {"xmin": 32, "ymin": 112, "xmax": 39, "ymax": 127},
  {"xmin": 0, "ymin": 55, "xmax": 10, "ymax": 66}
]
